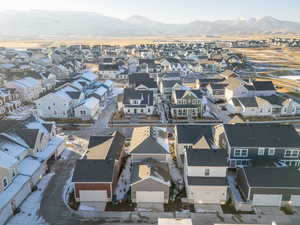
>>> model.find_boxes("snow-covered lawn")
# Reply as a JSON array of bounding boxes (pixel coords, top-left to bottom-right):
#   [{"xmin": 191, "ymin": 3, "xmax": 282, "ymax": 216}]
[
  {"xmin": 114, "ymin": 158, "xmax": 131, "ymax": 201},
  {"xmin": 168, "ymin": 160, "xmax": 184, "ymax": 199},
  {"xmin": 6, "ymin": 173, "xmax": 54, "ymax": 225}
]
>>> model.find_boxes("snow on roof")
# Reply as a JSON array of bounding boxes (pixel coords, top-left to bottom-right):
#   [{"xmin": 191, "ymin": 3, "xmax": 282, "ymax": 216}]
[
  {"xmin": 0, "ymin": 63, "xmax": 15, "ymax": 69},
  {"xmin": 35, "ymin": 137, "xmax": 64, "ymax": 161},
  {"xmin": 81, "ymin": 71, "xmax": 97, "ymax": 82},
  {"xmin": 25, "ymin": 121, "xmax": 49, "ymax": 135},
  {"xmin": 103, "ymin": 80, "xmax": 113, "ymax": 88},
  {"xmin": 95, "ymin": 87, "xmax": 107, "ymax": 96},
  {"xmin": 54, "ymin": 91, "xmax": 72, "ymax": 102},
  {"xmin": 14, "ymin": 77, "xmax": 41, "ymax": 87},
  {"xmin": 0, "ymin": 175, "xmax": 30, "ymax": 209},
  {"xmin": 18, "ymin": 157, "xmax": 41, "ymax": 176},
  {"xmin": 0, "ymin": 136, "xmax": 27, "ymax": 159},
  {"xmin": 83, "ymin": 97, "xmax": 99, "ymax": 110},
  {"xmin": 0, "ymin": 151, "xmax": 18, "ymax": 169}
]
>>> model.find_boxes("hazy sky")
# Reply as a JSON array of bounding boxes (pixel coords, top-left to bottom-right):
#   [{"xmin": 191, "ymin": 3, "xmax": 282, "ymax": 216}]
[{"xmin": 2, "ymin": 0, "xmax": 300, "ymax": 23}]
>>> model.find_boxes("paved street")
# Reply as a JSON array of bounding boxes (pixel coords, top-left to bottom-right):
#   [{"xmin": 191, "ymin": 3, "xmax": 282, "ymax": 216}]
[{"xmin": 207, "ymin": 101, "xmax": 231, "ymax": 123}]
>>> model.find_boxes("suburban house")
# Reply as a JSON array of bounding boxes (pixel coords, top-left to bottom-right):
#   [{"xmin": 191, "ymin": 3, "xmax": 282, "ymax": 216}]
[
  {"xmin": 0, "ymin": 88, "xmax": 21, "ymax": 116},
  {"xmin": 128, "ymin": 73, "xmax": 158, "ymax": 93},
  {"xmin": 73, "ymin": 97, "xmax": 100, "ymax": 120},
  {"xmin": 184, "ymin": 149, "xmax": 228, "ymax": 206},
  {"xmin": 0, "ymin": 117, "xmax": 65, "ymax": 225},
  {"xmin": 226, "ymin": 95, "xmax": 298, "ymax": 117},
  {"xmin": 159, "ymin": 80, "xmax": 183, "ymax": 99},
  {"xmin": 170, "ymin": 89, "xmax": 204, "ymax": 119},
  {"xmin": 85, "ymin": 131, "xmax": 126, "ymax": 175},
  {"xmin": 206, "ymin": 83, "xmax": 228, "ymax": 101},
  {"xmin": 130, "ymin": 158, "xmax": 171, "ymax": 211},
  {"xmin": 121, "ymin": 88, "xmax": 157, "ymax": 116},
  {"xmin": 5, "ymin": 77, "xmax": 42, "ymax": 102},
  {"xmin": 214, "ymin": 123, "xmax": 300, "ymax": 167},
  {"xmin": 128, "ymin": 127, "xmax": 170, "ymax": 163},
  {"xmin": 98, "ymin": 64, "xmax": 121, "ymax": 79},
  {"xmin": 72, "ymin": 159, "xmax": 118, "ymax": 211},
  {"xmin": 236, "ymin": 167, "xmax": 300, "ymax": 207},
  {"xmin": 174, "ymin": 125, "xmax": 215, "ymax": 167}
]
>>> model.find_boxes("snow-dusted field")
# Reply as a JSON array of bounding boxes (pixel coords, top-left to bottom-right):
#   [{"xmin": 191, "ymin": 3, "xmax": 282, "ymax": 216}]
[{"xmin": 6, "ymin": 173, "xmax": 54, "ymax": 225}]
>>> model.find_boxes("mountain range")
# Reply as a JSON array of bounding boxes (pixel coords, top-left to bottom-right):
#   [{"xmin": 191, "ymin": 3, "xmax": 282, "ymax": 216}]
[{"xmin": 0, "ymin": 10, "xmax": 300, "ymax": 38}]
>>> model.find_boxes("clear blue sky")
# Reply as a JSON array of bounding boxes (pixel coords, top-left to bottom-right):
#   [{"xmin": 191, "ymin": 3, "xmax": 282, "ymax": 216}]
[{"xmin": 2, "ymin": 0, "xmax": 300, "ymax": 23}]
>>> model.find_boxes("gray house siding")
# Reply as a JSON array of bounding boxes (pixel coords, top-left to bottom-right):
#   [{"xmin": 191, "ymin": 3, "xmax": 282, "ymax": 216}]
[
  {"xmin": 229, "ymin": 147, "xmax": 300, "ymax": 167},
  {"xmin": 131, "ymin": 177, "xmax": 169, "ymax": 203}
]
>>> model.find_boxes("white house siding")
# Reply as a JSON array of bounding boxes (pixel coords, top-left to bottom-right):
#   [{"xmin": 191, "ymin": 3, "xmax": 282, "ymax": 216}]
[
  {"xmin": 252, "ymin": 194, "xmax": 282, "ymax": 206},
  {"xmin": 187, "ymin": 185, "xmax": 227, "ymax": 204},
  {"xmin": 136, "ymin": 191, "xmax": 164, "ymax": 203},
  {"xmin": 35, "ymin": 94, "xmax": 70, "ymax": 118},
  {"xmin": 187, "ymin": 166, "xmax": 227, "ymax": 177},
  {"xmin": 0, "ymin": 204, "xmax": 12, "ymax": 225},
  {"xmin": 30, "ymin": 163, "xmax": 47, "ymax": 186}
]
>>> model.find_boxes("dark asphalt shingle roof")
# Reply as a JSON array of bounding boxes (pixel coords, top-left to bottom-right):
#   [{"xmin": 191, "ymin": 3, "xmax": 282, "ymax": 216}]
[
  {"xmin": 186, "ymin": 149, "xmax": 228, "ymax": 167},
  {"xmin": 123, "ymin": 88, "xmax": 154, "ymax": 106},
  {"xmin": 176, "ymin": 125, "xmax": 214, "ymax": 146},
  {"xmin": 253, "ymin": 81, "xmax": 276, "ymax": 91},
  {"xmin": 131, "ymin": 158, "xmax": 170, "ymax": 185},
  {"xmin": 236, "ymin": 97, "xmax": 258, "ymax": 107},
  {"xmin": 129, "ymin": 73, "xmax": 157, "ymax": 89},
  {"xmin": 131, "ymin": 136, "xmax": 169, "ymax": 154},
  {"xmin": 242, "ymin": 167, "xmax": 300, "ymax": 188},
  {"xmin": 174, "ymin": 90, "xmax": 203, "ymax": 99},
  {"xmin": 72, "ymin": 160, "xmax": 115, "ymax": 183},
  {"xmin": 66, "ymin": 91, "xmax": 81, "ymax": 99},
  {"xmin": 187, "ymin": 177, "xmax": 227, "ymax": 186},
  {"xmin": 224, "ymin": 123, "xmax": 300, "ymax": 148}
]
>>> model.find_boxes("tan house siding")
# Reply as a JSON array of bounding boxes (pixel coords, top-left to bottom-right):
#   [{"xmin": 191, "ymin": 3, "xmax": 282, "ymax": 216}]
[{"xmin": 131, "ymin": 178, "xmax": 169, "ymax": 203}]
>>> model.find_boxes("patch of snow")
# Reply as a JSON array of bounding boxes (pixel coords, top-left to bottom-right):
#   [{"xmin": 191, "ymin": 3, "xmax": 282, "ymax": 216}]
[
  {"xmin": 79, "ymin": 204, "xmax": 96, "ymax": 211},
  {"xmin": 5, "ymin": 173, "xmax": 54, "ymax": 225},
  {"xmin": 18, "ymin": 157, "xmax": 42, "ymax": 176},
  {"xmin": 114, "ymin": 158, "xmax": 131, "ymax": 201}
]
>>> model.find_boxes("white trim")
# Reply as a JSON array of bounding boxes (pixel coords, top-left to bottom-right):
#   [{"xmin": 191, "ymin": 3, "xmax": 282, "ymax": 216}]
[{"xmin": 258, "ymin": 148, "xmax": 265, "ymax": 156}]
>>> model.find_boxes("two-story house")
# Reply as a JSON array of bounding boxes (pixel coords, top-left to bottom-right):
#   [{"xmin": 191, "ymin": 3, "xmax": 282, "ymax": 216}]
[
  {"xmin": 184, "ymin": 149, "xmax": 228, "ymax": 207},
  {"xmin": 122, "ymin": 88, "xmax": 156, "ymax": 116},
  {"xmin": 170, "ymin": 89, "xmax": 204, "ymax": 119},
  {"xmin": 214, "ymin": 123, "xmax": 300, "ymax": 167}
]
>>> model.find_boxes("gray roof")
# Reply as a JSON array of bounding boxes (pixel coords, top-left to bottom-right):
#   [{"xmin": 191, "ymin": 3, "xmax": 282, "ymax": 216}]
[
  {"xmin": 176, "ymin": 125, "xmax": 214, "ymax": 146},
  {"xmin": 224, "ymin": 123, "xmax": 300, "ymax": 148},
  {"xmin": 131, "ymin": 158, "xmax": 170, "ymax": 184},
  {"xmin": 242, "ymin": 167, "xmax": 300, "ymax": 188},
  {"xmin": 174, "ymin": 90, "xmax": 203, "ymax": 99},
  {"xmin": 187, "ymin": 177, "xmax": 227, "ymax": 186},
  {"xmin": 253, "ymin": 81, "xmax": 275, "ymax": 91},
  {"xmin": 161, "ymin": 80, "xmax": 182, "ymax": 88},
  {"xmin": 129, "ymin": 73, "xmax": 157, "ymax": 89},
  {"xmin": 236, "ymin": 97, "xmax": 258, "ymax": 107},
  {"xmin": 186, "ymin": 149, "xmax": 228, "ymax": 167},
  {"xmin": 72, "ymin": 160, "xmax": 115, "ymax": 183},
  {"xmin": 131, "ymin": 136, "xmax": 169, "ymax": 154},
  {"xmin": 123, "ymin": 88, "xmax": 154, "ymax": 106}
]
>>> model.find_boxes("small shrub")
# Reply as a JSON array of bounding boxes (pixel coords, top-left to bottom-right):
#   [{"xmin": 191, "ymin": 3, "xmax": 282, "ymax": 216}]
[{"xmin": 281, "ymin": 204, "xmax": 294, "ymax": 215}]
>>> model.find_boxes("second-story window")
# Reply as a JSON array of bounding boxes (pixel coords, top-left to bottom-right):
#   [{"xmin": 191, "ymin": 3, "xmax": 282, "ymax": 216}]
[
  {"xmin": 204, "ymin": 168, "xmax": 210, "ymax": 176},
  {"xmin": 258, "ymin": 148, "xmax": 265, "ymax": 156}
]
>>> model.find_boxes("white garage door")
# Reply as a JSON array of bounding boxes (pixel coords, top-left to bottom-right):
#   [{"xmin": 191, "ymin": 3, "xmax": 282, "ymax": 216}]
[
  {"xmin": 252, "ymin": 194, "xmax": 282, "ymax": 206},
  {"xmin": 79, "ymin": 190, "xmax": 107, "ymax": 202},
  {"xmin": 290, "ymin": 195, "xmax": 300, "ymax": 206},
  {"xmin": 136, "ymin": 191, "xmax": 164, "ymax": 203}
]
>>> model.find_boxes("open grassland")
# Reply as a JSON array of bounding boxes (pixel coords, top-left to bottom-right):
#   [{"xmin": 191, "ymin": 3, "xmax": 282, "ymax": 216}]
[{"xmin": 1, "ymin": 34, "xmax": 300, "ymax": 49}]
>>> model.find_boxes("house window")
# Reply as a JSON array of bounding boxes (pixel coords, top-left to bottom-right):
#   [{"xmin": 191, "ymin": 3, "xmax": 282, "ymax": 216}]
[
  {"xmin": 48, "ymin": 106, "xmax": 51, "ymax": 110},
  {"xmin": 268, "ymin": 148, "xmax": 275, "ymax": 156},
  {"xmin": 258, "ymin": 148, "xmax": 265, "ymax": 156},
  {"xmin": 204, "ymin": 169, "xmax": 210, "ymax": 176},
  {"xmin": 2, "ymin": 177, "xmax": 8, "ymax": 188},
  {"xmin": 184, "ymin": 145, "xmax": 190, "ymax": 149},
  {"xmin": 234, "ymin": 148, "xmax": 248, "ymax": 157},
  {"xmin": 285, "ymin": 150, "xmax": 299, "ymax": 158}
]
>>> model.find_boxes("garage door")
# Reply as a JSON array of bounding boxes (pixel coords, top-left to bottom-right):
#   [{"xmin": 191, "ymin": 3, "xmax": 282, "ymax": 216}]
[
  {"xmin": 290, "ymin": 195, "xmax": 300, "ymax": 206},
  {"xmin": 79, "ymin": 190, "xmax": 107, "ymax": 202},
  {"xmin": 136, "ymin": 191, "xmax": 164, "ymax": 203},
  {"xmin": 252, "ymin": 194, "xmax": 282, "ymax": 206}
]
